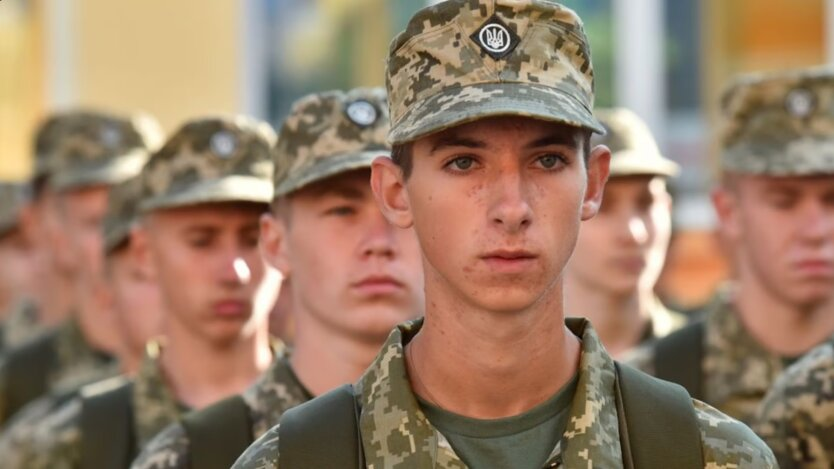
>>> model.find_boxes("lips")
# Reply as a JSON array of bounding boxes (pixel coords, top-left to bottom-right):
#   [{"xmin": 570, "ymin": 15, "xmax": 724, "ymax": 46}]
[
  {"xmin": 212, "ymin": 299, "xmax": 250, "ymax": 317},
  {"xmin": 351, "ymin": 275, "xmax": 405, "ymax": 296},
  {"xmin": 794, "ymin": 259, "xmax": 834, "ymax": 277},
  {"xmin": 479, "ymin": 249, "xmax": 538, "ymax": 272}
]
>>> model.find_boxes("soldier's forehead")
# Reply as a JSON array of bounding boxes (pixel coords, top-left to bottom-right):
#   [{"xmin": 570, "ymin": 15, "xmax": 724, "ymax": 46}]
[{"xmin": 419, "ymin": 116, "xmax": 585, "ymax": 145}]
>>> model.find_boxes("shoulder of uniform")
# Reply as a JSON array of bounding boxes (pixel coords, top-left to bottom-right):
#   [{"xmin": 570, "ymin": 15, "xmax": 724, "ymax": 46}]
[
  {"xmin": 692, "ymin": 399, "xmax": 778, "ymax": 468},
  {"xmin": 231, "ymin": 424, "xmax": 281, "ymax": 469},
  {"xmin": 130, "ymin": 422, "xmax": 190, "ymax": 469},
  {"xmin": 621, "ymin": 342, "xmax": 655, "ymax": 374},
  {"xmin": 4, "ymin": 328, "xmax": 58, "ymax": 363}
]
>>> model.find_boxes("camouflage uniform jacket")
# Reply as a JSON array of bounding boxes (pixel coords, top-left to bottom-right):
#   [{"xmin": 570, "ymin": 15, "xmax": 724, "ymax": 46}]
[
  {"xmin": 626, "ymin": 288, "xmax": 797, "ymax": 424},
  {"xmin": 6, "ymin": 345, "xmax": 182, "ymax": 469},
  {"xmin": 0, "ymin": 299, "xmax": 44, "ymax": 352},
  {"xmin": 232, "ymin": 318, "xmax": 776, "ymax": 469},
  {"xmin": 0, "ymin": 317, "xmax": 117, "ymax": 424},
  {"xmin": 130, "ymin": 350, "xmax": 311, "ymax": 469},
  {"xmin": 753, "ymin": 341, "xmax": 834, "ymax": 469}
]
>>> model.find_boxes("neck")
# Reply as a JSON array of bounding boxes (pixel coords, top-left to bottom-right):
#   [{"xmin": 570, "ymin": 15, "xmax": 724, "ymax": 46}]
[
  {"xmin": 734, "ymin": 276, "xmax": 834, "ymax": 357},
  {"xmin": 290, "ymin": 310, "xmax": 383, "ymax": 397},
  {"xmin": 565, "ymin": 278, "xmax": 651, "ymax": 358},
  {"xmin": 408, "ymin": 274, "xmax": 580, "ymax": 419},
  {"xmin": 160, "ymin": 319, "xmax": 273, "ymax": 409}
]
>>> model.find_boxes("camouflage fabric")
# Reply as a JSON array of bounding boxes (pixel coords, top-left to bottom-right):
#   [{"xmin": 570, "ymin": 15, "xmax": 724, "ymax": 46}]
[
  {"xmin": 103, "ymin": 175, "xmax": 143, "ymax": 254},
  {"xmin": 753, "ymin": 342, "xmax": 834, "ymax": 469},
  {"xmin": 592, "ymin": 108, "xmax": 680, "ymax": 178},
  {"xmin": 34, "ymin": 110, "xmax": 163, "ymax": 191},
  {"xmin": 626, "ymin": 287, "xmax": 799, "ymax": 424},
  {"xmin": 0, "ymin": 298, "xmax": 44, "ymax": 351},
  {"xmin": 130, "ymin": 349, "xmax": 311, "ymax": 469},
  {"xmin": 0, "ymin": 317, "xmax": 117, "ymax": 424},
  {"xmin": 4, "ymin": 342, "xmax": 183, "ymax": 468},
  {"xmin": 721, "ymin": 66, "xmax": 834, "ymax": 175},
  {"xmin": 232, "ymin": 318, "xmax": 776, "ymax": 469},
  {"xmin": 273, "ymin": 88, "xmax": 390, "ymax": 197},
  {"xmin": 385, "ymin": 0, "xmax": 605, "ymax": 145},
  {"xmin": 138, "ymin": 116, "xmax": 275, "ymax": 213},
  {"xmin": 0, "ymin": 181, "xmax": 28, "ymax": 237}
]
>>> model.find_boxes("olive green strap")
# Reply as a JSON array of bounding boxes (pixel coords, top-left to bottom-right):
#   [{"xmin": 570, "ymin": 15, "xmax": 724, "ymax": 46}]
[
  {"xmin": 5, "ymin": 331, "xmax": 57, "ymax": 420},
  {"xmin": 182, "ymin": 395, "xmax": 253, "ymax": 469},
  {"xmin": 80, "ymin": 378, "xmax": 136, "ymax": 469},
  {"xmin": 279, "ymin": 384, "xmax": 363, "ymax": 468},
  {"xmin": 654, "ymin": 321, "xmax": 705, "ymax": 400},
  {"xmin": 615, "ymin": 362, "xmax": 704, "ymax": 469}
]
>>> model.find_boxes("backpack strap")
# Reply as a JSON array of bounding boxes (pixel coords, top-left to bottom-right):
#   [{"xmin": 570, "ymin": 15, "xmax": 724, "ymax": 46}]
[
  {"xmin": 5, "ymin": 331, "xmax": 58, "ymax": 419},
  {"xmin": 80, "ymin": 377, "xmax": 136, "ymax": 469},
  {"xmin": 279, "ymin": 384, "xmax": 363, "ymax": 468},
  {"xmin": 182, "ymin": 395, "xmax": 254, "ymax": 469},
  {"xmin": 615, "ymin": 362, "xmax": 704, "ymax": 469},
  {"xmin": 653, "ymin": 320, "xmax": 705, "ymax": 400}
]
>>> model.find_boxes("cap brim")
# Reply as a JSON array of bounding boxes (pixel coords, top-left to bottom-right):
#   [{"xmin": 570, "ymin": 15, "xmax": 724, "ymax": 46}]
[
  {"xmin": 51, "ymin": 153, "xmax": 148, "ymax": 192},
  {"xmin": 273, "ymin": 150, "xmax": 388, "ymax": 198},
  {"xmin": 389, "ymin": 83, "xmax": 604, "ymax": 145},
  {"xmin": 139, "ymin": 176, "xmax": 273, "ymax": 212},
  {"xmin": 608, "ymin": 150, "xmax": 680, "ymax": 178}
]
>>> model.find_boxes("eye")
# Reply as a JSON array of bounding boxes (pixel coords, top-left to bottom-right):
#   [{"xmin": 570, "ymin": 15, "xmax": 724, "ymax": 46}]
[
  {"xmin": 535, "ymin": 153, "xmax": 566, "ymax": 169},
  {"xmin": 187, "ymin": 236, "xmax": 213, "ymax": 248},
  {"xmin": 445, "ymin": 156, "xmax": 476, "ymax": 172},
  {"xmin": 325, "ymin": 206, "xmax": 357, "ymax": 217}
]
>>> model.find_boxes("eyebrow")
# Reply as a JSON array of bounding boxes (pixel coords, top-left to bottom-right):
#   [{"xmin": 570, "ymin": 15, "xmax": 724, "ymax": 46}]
[
  {"xmin": 524, "ymin": 133, "xmax": 578, "ymax": 149},
  {"xmin": 429, "ymin": 135, "xmax": 487, "ymax": 155},
  {"xmin": 320, "ymin": 185, "xmax": 366, "ymax": 200}
]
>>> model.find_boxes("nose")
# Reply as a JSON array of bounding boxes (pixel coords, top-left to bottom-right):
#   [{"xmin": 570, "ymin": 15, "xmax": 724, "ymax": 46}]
[
  {"xmin": 624, "ymin": 214, "xmax": 649, "ymax": 245},
  {"xmin": 360, "ymin": 211, "xmax": 397, "ymax": 259},
  {"xmin": 800, "ymin": 200, "xmax": 833, "ymax": 244},
  {"xmin": 220, "ymin": 254, "xmax": 252, "ymax": 286},
  {"xmin": 489, "ymin": 172, "xmax": 533, "ymax": 233}
]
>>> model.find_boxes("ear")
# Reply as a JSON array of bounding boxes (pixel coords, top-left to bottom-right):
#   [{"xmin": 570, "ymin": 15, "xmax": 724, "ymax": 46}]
[
  {"xmin": 711, "ymin": 187, "xmax": 741, "ymax": 241},
  {"xmin": 260, "ymin": 211, "xmax": 291, "ymax": 277},
  {"xmin": 580, "ymin": 144, "xmax": 611, "ymax": 221},
  {"xmin": 371, "ymin": 156, "xmax": 413, "ymax": 229},
  {"xmin": 129, "ymin": 223, "xmax": 157, "ymax": 282}
]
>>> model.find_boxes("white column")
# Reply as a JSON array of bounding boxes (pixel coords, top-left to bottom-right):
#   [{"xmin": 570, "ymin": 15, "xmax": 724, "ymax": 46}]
[
  {"xmin": 44, "ymin": 0, "xmax": 76, "ymax": 108},
  {"xmin": 239, "ymin": 0, "xmax": 269, "ymax": 118},
  {"xmin": 826, "ymin": 0, "xmax": 834, "ymax": 64},
  {"xmin": 612, "ymin": 0, "xmax": 666, "ymax": 140}
]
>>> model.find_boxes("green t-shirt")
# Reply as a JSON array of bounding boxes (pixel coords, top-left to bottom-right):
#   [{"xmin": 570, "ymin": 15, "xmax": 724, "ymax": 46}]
[{"xmin": 418, "ymin": 373, "xmax": 578, "ymax": 469}]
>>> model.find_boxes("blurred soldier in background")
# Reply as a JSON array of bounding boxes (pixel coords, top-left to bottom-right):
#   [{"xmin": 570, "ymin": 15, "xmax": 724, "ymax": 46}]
[
  {"xmin": 627, "ymin": 67, "xmax": 834, "ymax": 425},
  {"xmin": 0, "ymin": 111, "xmax": 162, "ymax": 424},
  {"xmin": 0, "ymin": 182, "xmax": 36, "ymax": 346},
  {"xmin": 566, "ymin": 108, "xmax": 685, "ymax": 358},
  {"xmin": 132, "ymin": 88, "xmax": 424, "ymax": 469},
  {"xmin": 13, "ymin": 116, "xmax": 282, "ymax": 467},
  {"xmin": 0, "ymin": 174, "xmax": 165, "ymax": 467}
]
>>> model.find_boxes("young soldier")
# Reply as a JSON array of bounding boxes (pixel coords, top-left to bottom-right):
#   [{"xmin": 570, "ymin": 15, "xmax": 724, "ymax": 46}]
[
  {"xmin": 627, "ymin": 67, "xmax": 834, "ymax": 425},
  {"xmin": 0, "ymin": 182, "xmax": 35, "ymax": 329},
  {"xmin": 754, "ymin": 340, "xmax": 834, "ymax": 469},
  {"xmin": 234, "ymin": 1, "xmax": 775, "ymax": 468},
  {"xmin": 565, "ymin": 108, "xmax": 685, "ymax": 358},
  {"xmin": 131, "ymin": 88, "xmax": 424, "ymax": 469},
  {"xmin": 13, "ymin": 116, "xmax": 282, "ymax": 467},
  {"xmin": 0, "ymin": 111, "xmax": 162, "ymax": 424}
]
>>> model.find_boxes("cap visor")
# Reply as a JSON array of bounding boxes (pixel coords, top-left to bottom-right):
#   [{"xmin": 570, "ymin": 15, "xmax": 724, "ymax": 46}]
[
  {"xmin": 140, "ymin": 176, "xmax": 273, "ymax": 212},
  {"xmin": 389, "ymin": 83, "xmax": 604, "ymax": 145},
  {"xmin": 273, "ymin": 150, "xmax": 388, "ymax": 198},
  {"xmin": 608, "ymin": 151, "xmax": 680, "ymax": 178},
  {"xmin": 52, "ymin": 153, "xmax": 148, "ymax": 191}
]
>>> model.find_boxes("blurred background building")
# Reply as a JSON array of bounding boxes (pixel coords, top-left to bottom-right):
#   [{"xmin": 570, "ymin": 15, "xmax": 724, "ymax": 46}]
[{"xmin": 0, "ymin": 0, "xmax": 830, "ymax": 308}]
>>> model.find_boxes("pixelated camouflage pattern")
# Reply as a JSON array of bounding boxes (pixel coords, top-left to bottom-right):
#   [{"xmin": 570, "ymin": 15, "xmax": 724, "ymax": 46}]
[
  {"xmin": 592, "ymin": 108, "xmax": 680, "ymax": 178},
  {"xmin": 131, "ymin": 348, "xmax": 311, "ymax": 469},
  {"xmin": 386, "ymin": 0, "xmax": 604, "ymax": 144},
  {"xmin": 721, "ymin": 66, "xmax": 834, "ymax": 175},
  {"xmin": 273, "ymin": 88, "xmax": 390, "ymax": 197},
  {"xmin": 626, "ymin": 287, "xmax": 801, "ymax": 425},
  {"xmin": 2, "ymin": 342, "xmax": 185, "ymax": 468},
  {"xmin": 0, "ymin": 317, "xmax": 117, "ymax": 424},
  {"xmin": 33, "ymin": 110, "xmax": 163, "ymax": 191},
  {"xmin": 104, "ymin": 175, "xmax": 144, "ymax": 254},
  {"xmin": 232, "ymin": 318, "xmax": 777, "ymax": 468},
  {"xmin": 0, "ymin": 181, "xmax": 28, "ymax": 237},
  {"xmin": 754, "ymin": 341, "xmax": 834, "ymax": 469},
  {"xmin": 0, "ymin": 298, "xmax": 44, "ymax": 351},
  {"xmin": 139, "ymin": 116, "xmax": 275, "ymax": 212}
]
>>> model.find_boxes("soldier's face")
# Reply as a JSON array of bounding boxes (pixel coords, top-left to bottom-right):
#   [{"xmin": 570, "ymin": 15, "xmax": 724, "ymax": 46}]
[
  {"xmin": 140, "ymin": 203, "xmax": 280, "ymax": 346},
  {"xmin": 715, "ymin": 175, "xmax": 834, "ymax": 308},
  {"xmin": 55, "ymin": 186, "xmax": 110, "ymax": 284},
  {"xmin": 373, "ymin": 116, "xmax": 609, "ymax": 314},
  {"xmin": 261, "ymin": 169, "xmax": 423, "ymax": 343},
  {"xmin": 568, "ymin": 176, "xmax": 672, "ymax": 296}
]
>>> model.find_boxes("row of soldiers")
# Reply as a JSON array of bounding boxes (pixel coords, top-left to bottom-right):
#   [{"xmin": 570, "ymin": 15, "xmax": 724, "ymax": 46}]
[{"xmin": 0, "ymin": 0, "xmax": 831, "ymax": 467}]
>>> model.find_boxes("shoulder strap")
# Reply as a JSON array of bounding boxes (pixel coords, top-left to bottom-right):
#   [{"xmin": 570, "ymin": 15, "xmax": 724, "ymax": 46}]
[
  {"xmin": 615, "ymin": 362, "xmax": 704, "ymax": 469},
  {"xmin": 279, "ymin": 384, "xmax": 363, "ymax": 469},
  {"xmin": 80, "ymin": 379, "xmax": 136, "ymax": 469},
  {"xmin": 182, "ymin": 395, "xmax": 253, "ymax": 469},
  {"xmin": 653, "ymin": 320, "xmax": 705, "ymax": 399},
  {"xmin": 5, "ymin": 331, "xmax": 58, "ymax": 419}
]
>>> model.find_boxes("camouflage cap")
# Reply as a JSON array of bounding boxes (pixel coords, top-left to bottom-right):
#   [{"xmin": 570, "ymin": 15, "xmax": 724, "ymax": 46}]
[
  {"xmin": 102, "ymin": 175, "xmax": 143, "ymax": 254},
  {"xmin": 273, "ymin": 88, "xmax": 390, "ymax": 198},
  {"xmin": 33, "ymin": 110, "xmax": 163, "ymax": 191},
  {"xmin": 721, "ymin": 66, "xmax": 834, "ymax": 176},
  {"xmin": 592, "ymin": 108, "xmax": 679, "ymax": 178},
  {"xmin": 139, "ymin": 116, "xmax": 275, "ymax": 212},
  {"xmin": 0, "ymin": 182, "xmax": 28, "ymax": 238},
  {"xmin": 386, "ymin": 0, "xmax": 604, "ymax": 145}
]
